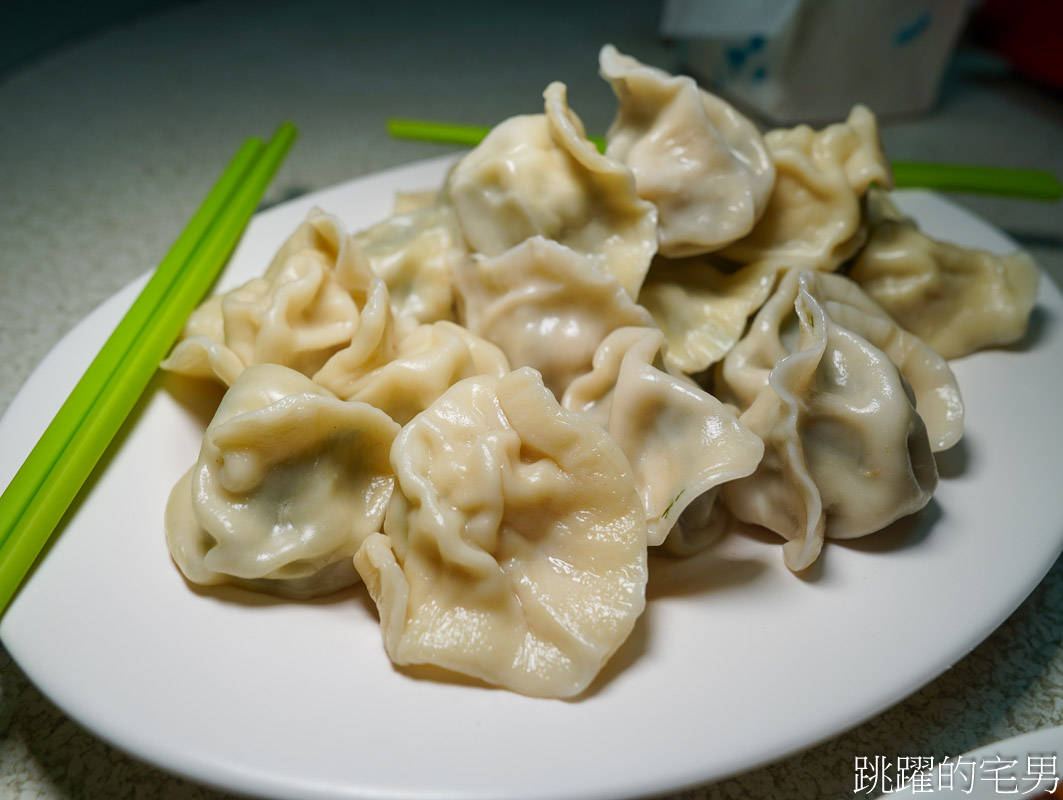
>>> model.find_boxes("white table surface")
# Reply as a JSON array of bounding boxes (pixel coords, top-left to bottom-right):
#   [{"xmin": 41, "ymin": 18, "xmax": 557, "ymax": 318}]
[{"xmin": 1, "ymin": 2, "xmax": 1061, "ymax": 798}]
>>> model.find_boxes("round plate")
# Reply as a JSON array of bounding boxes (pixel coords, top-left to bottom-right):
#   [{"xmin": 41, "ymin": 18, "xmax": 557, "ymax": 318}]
[
  {"xmin": 891, "ymin": 725, "xmax": 1063, "ymax": 797},
  {"xmin": 2, "ymin": 156, "xmax": 1061, "ymax": 800}
]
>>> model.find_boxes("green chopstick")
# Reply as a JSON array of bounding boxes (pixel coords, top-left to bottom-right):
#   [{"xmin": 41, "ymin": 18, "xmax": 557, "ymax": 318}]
[
  {"xmin": 890, "ymin": 161, "xmax": 1062, "ymax": 201},
  {"xmin": 386, "ymin": 117, "xmax": 608, "ymax": 154},
  {"xmin": 386, "ymin": 117, "xmax": 1061, "ymax": 201},
  {"xmin": 0, "ymin": 122, "xmax": 297, "ymax": 615}
]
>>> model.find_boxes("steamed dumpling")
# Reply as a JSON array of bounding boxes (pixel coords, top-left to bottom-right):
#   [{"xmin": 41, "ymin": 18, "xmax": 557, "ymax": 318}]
[
  {"xmin": 719, "ymin": 271, "xmax": 941, "ymax": 571},
  {"xmin": 562, "ymin": 326, "xmax": 763, "ymax": 548},
  {"xmin": 445, "ymin": 81, "xmax": 658, "ymax": 298},
  {"xmin": 599, "ymin": 45, "xmax": 775, "ymax": 257},
  {"xmin": 166, "ymin": 364, "xmax": 400, "ymax": 599},
  {"xmin": 455, "ymin": 236, "xmax": 655, "ymax": 399},
  {"xmin": 354, "ymin": 367, "xmax": 647, "ymax": 698},
  {"xmin": 719, "ymin": 106, "xmax": 893, "ymax": 270},
  {"xmin": 848, "ymin": 188, "xmax": 1040, "ymax": 359}
]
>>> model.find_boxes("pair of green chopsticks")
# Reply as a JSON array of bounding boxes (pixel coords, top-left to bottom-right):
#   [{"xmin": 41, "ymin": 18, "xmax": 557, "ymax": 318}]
[
  {"xmin": 387, "ymin": 118, "xmax": 1063, "ymax": 201},
  {"xmin": 0, "ymin": 122, "xmax": 298, "ymax": 616}
]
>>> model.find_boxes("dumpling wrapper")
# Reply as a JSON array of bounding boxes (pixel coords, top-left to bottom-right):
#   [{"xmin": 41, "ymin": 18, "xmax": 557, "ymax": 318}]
[
  {"xmin": 848, "ymin": 188, "xmax": 1039, "ymax": 360},
  {"xmin": 166, "ymin": 364, "xmax": 400, "ymax": 599},
  {"xmin": 162, "ymin": 209, "xmax": 401, "ymax": 392},
  {"xmin": 446, "ymin": 81, "xmax": 658, "ymax": 298},
  {"xmin": 354, "ymin": 197, "xmax": 466, "ymax": 325},
  {"xmin": 562, "ymin": 326, "xmax": 763, "ymax": 548},
  {"xmin": 718, "ymin": 105, "xmax": 893, "ymax": 271},
  {"xmin": 716, "ymin": 269, "xmax": 964, "ymax": 452},
  {"xmin": 720, "ymin": 271, "xmax": 940, "ymax": 571},
  {"xmin": 599, "ymin": 44, "xmax": 775, "ymax": 257},
  {"xmin": 342, "ymin": 320, "xmax": 510, "ymax": 425},
  {"xmin": 354, "ymin": 367, "xmax": 648, "ymax": 699},
  {"xmin": 637, "ymin": 255, "xmax": 784, "ymax": 375},
  {"xmin": 456, "ymin": 236, "xmax": 655, "ymax": 399}
]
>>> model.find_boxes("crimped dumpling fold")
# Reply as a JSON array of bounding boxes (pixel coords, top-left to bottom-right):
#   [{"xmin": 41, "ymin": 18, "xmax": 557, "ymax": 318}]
[
  {"xmin": 562, "ymin": 326, "xmax": 763, "ymax": 548},
  {"xmin": 456, "ymin": 236, "xmax": 655, "ymax": 399},
  {"xmin": 719, "ymin": 105, "xmax": 893, "ymax": 270},
  {"xmin": 719, "ymin": 271, "xmax": 945, "ymax": 571},
  {"xmin": 599, "ymin": 45, "xmax": 775, "ymax": 257},
  {"xmin": 353, "ymin": 197, "xmax": 466, "ymax": 325},
  {"xmin": 162, "ymin": 209, "xmax": 401, "ymax": 390},
  {"xmin": 341, "ymin": 320, "xmax": 510, "ymax": 426},
  {"xmin": 166, "ymin": 364, "xmax": 400, "ymax": 599},
  {"xmin": 445, "ymin": 81, "xmax": 658, "ymax": 298},
  {"xmin": 717, "ymin": 269, "xmax": 963, "ymax": 452},
  {"xmin": 848, "ymin": 188, "xmax": 1039, "ymax": 360},
  {"xmin": 354, "ymin": 368, "xmax": 648, "ymax": 699},
  {"xmin": 637, "ymin": 255, "xmax": 784, "ymax": 375}
]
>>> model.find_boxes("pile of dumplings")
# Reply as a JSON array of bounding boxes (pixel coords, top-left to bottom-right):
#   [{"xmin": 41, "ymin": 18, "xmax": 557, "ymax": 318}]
[{"xmin": 162, "ymin": 46, "xmax": 1039, "ymax": 699}]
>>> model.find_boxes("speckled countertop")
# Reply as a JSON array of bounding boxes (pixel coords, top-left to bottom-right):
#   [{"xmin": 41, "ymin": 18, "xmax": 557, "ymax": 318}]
[{"xmin": 1, "ymin": 2, "xmax": 1062, "ymax": 799}]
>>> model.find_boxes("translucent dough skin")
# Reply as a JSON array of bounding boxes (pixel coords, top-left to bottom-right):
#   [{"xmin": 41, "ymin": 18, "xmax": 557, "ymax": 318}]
[
  {"xmin": 637, "ymin": 255, "xmax": 783, "ymax": 375},
  {"xmin": 342, "ymin": 321, "xmax": 510, "ymax": 426},
  {"xmin": 445, "ymin": 82, "xmax": 658, "ymax": 299},
  {"xmin": 720, "ymin": 272, "xmax": 940, "ymax": 572},
  {"xmin": 562, "ymin": 327, "xmax": 763, "ymax": 548},
  {"xmin": 599, "ymin": 45, "xmax": 775, "ymax": 257},
  {"xmin": 353, "ymin": 200, "xmax": 466, "ymax": 325},
  {"xmin": 161, "ymin": 209, "xmax": 399, "ymax": 391},
  {"xmin": 717, "ymin": 270, "xmax": 964, "ymax": 452},
  {"xmin": 166, "ymin": 364, "xmax": 400, "ymax": 599},
  {"xmin": 719, "ymin": 106, "xmax": 893, "ymax": 270},
  {"xmin": 456, "ymin": 236, "xmax": 655, "ymax": 399},
  {"xmin": 354, "ymin": 368, "xmax": 648, "ymax": 699},
  {"xmin": 849, "ymin": 189, "xmax": 1040, "ymax": 360}
]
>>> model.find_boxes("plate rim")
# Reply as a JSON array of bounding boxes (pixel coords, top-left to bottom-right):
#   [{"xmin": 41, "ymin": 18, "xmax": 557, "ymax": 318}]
[{"xmin": 2, "ymin": 155, "xmax": 1062, "ymax": 800}]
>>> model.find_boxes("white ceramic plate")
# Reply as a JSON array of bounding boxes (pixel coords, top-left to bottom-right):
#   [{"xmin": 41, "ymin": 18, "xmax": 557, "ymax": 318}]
[
  {"xmin": 2, "ymin": 156, "xmax": 1062, "ymax": 800},
  {"xmin": 891, "ymin": 725, "xmax": 1063, "ymax": 797}
]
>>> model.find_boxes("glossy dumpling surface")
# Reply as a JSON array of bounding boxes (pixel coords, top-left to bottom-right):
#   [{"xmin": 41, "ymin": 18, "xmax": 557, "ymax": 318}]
[
  {"xmin": 637, "ymin": 255, "xmax": 783, "ymax": 375},
  {"xmin": 354, "ymin": 367, "xmax": 647, "ymax": 698},
  {"xmin": 848, "ymin": 189, "xmax": 1039, "ymax": 359},
  {"xmin": 455, "ymin": 236, "xmax": 654, "ymax": 399},
  {"xmin": 719, "ymin": 271, "xmax": 940, "ymax": 571},
  {"xmin": 562, "ymin": 326, "xmax": 763, "ymax": 548},
  {"xmin": 161, "ymin": 209, "xmax": 398, "ymax": 390},
  {"xmin": 716, "ymin": 269, "xmax": 964, "ymax": 452},
  {"xmin": 600, "ymin": 44, "xmax": 775, "ymax": 257},
  {"xmin": 343, "ymin": 320, "xmax": 510, "ymax": 425},
  {"xmin": 445, "ymin": 82, "xmax": 658, "ymax": 298},
  {"xmin": 353, "ymin": 198, "xmax": 466, "ymax": 325},
  {"xmin": 166, "ymin": 364, "xmax": 400, "ymax": 598},
  {"xmin": 719, "ymin": 106, "xmax": 892, "ymax": 270}
]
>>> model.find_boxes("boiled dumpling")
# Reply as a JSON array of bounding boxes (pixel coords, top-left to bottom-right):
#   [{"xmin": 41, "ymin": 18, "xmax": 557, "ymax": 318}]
[
  {"xmin": 637, "ymin": 255, "xmax": 784, "ymax": 375},
  {"xmin": 354, "ymin": 367, "xmax": 647, "ymax": 698},
  {"xmin": 716, "ymin": 268, "xmax": 963, "ymax": 452},
  {"xmin": 719, "ymin": 106, "xmax": 892, "ymax": 270},
  {"xmin": 354, "ymin": 197, "xmax": 466, "ymax": 325},
  {"xmin": 599, "ymin": 45, "xmax": 775, "ymax": 257},
  {"xmin": 341, "ymin": 320, "xmax": 510, "ymax": 425},
  {"xmin": 162, "ymin": 209, "xmax": 400, "ymax": 391},
  {"xmin": 455, "ymin": 236, "xmax": 655, "ymax": 399},
  {"xmin": 719, "ymin": 271, "xmax": 941, "ymax": 571},
  {"xmin": 445, "ymin": 81, "xmax": 658, "ymax": 298},
  {"xmin": 562, "ymin": 326, "xmax": 763, "ymax": 548},
  {"xmin": 166, "ymin": 364, "xmax": 400, "ymax": 599},
  {"xmin": 848, "ymin": 188, "xmax": 1039, "ymax": 359}
]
